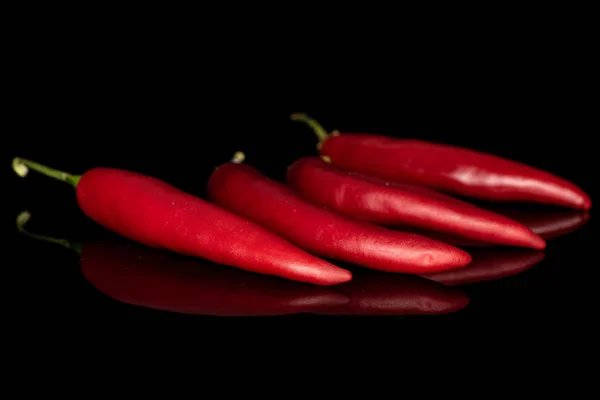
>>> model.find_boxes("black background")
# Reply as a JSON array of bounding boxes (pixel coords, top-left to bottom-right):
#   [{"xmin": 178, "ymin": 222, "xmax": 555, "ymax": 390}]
[{"xmin": 4, "ymin": 23, "xmax": 598, "ymax": 361}]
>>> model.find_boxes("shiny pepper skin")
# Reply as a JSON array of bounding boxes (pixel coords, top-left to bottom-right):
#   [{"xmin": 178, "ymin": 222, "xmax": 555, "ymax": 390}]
[
  {"xmin": 208, "ymin": 161, "xmax": 472, "ymax": 275},
  {"xmin": 291, "ymin": 113, "xmax": 591, "ymax": 210},
  {"xmin": 12, "ymin": 157, "xmax": 352, "ymax": 286},
  {"xmin": 75, "ymin": 168, "xmax": 352, "ymax": 285},
  {"xmin": 320, "ymin": 135, "xmax": 591, "ymax": 210},
  {"xmin": 287, "ymin": 157, "xmax": 546, "ymax": 249}
]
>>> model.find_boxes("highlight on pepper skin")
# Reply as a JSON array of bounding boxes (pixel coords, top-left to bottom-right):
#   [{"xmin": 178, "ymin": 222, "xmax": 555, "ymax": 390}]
[
  {"xmin": 208, "ymin": 156, "xmax": 472, "ymax": 275},
  {"xmin": 291, "ymin": 113, "xmax": 592, "ymax": 211},
  {"xmin": 316, "ymin": 271, "xmax": 470, "ymax": 316},
  {"xmin": 385, "ymin": 225, "xmax": 494, "ymax": 248},
  {"xmin": 421, "ymin": 248, "xmax": 546, "ymax": 286},
  {"xmin": 286, "ymin": 156, "xmax": 546, "ymax": 250},
  {"xmin": 12, "ymin": 157, "xmax": 353, "ymax": 286}
]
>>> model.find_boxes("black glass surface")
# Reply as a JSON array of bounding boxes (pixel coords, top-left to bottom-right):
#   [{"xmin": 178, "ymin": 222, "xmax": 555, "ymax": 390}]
[{"xmin": 6, "ymin": 55, "xmax": 597, "ymax": 357}]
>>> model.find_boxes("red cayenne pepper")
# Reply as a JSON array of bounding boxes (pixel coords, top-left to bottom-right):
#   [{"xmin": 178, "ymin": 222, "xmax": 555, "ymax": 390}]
[
  {"xmin": 316, "ymin": 272, "xmax": 470, "ymax": 316},
  {"xmin": 16, "ymin": 212, "xmax": 350, "ymax": 316},
  {"xmin": 12, "ymin": 158, "xmax": 352, "ymax": 285},
  {"xmin": 291, "ymin": 113, "xmax": 592, "ymax": 210},
  {"xmin": 386, "ymin": 227, "xmax": 493, "ymax": 248},
  {"xmin": 207, "ymin": 153, "xmax": 472, "ymax": 275},
  {"xmin": 287, "ymin": 157, "xmax": 546, "ymax": 250}
]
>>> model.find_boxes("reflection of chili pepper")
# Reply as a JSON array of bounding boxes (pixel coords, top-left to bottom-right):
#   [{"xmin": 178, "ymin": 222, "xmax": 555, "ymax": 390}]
[
  {"xmin": 208, "ymin": 154, "xmax": 471, "ymax": 274},
  {"xmin": 491, "ymin": 209, "xmax": 591, "ymax": 240},
  {"xmin": 396, "ymin": 209, "xmax": 591, "ymax": 247},
  {"xmin": 317, "ymin": 271, "xmax": 469, "ymax": 316},
  {"xmin": 12, "ymin": 158, "xmax": 351, "ymax": 285},
  {"xmin": 291, "ymin": 113, "xmax": 591, "ymax": 210},
  {"xmin": 16, "ymin": 212, "xmax": 350, "ymax": 316},
  {"xmin": 287, "ymin": 157, "xmax": 545, "ymax": 249},
  {"xmin": 422, "ymin": 249, "xmax": 545, "ymax": 286}
]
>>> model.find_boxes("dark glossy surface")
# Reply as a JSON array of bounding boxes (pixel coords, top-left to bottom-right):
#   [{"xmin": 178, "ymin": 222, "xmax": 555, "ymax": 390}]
[
  {"xmin": 8, "ymin": 201, "xmax": 595, "ymax": 365},
  {"xmin": 6, "ymin": 64, "xmax": 597, "ymax": 355}
]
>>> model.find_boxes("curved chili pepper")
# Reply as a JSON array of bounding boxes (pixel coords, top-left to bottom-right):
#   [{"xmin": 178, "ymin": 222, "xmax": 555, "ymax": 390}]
[
  {"xmin": 287, "ymin": 157, "xmax": 545, "ymax": 250},
  {"xmin": 16, "ymin": 212, "xmax": 350, "ymax": 316},
  {"xmin": 291, "ymin": 113, "xmax": 591, "ymax": 210},
  {"xmin": 207, "ymin": 153, "xmax": 472, "ymax": 274},
  {"xmin": 12, "ymin": 158, "xmax": 351, "ymax": 285},
  {"xmin": 422, "ymin": 248, "xmax": 545, "ymax": 286},
  {"xmin": 492, "ymin": 209, "xmax": 591, "ymax": 240},
  {"xmin": 317, "ymin": 271, "xmax": 469, "ymax": 316}
]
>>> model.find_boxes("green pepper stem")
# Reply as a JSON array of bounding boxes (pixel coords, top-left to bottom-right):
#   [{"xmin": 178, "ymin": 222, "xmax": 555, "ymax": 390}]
[
  {"xmin": 231, "ymin": 151, "xmax": 246, "ymax": 164},
  {"xmin": 13, "ymin": 157, "xmax": 81, "ymax": 188},
  {"xmin": 16, "ymin": 211, "xmax": 82, "ymax": 254},
  {"xmin": 290, "ymin": 113, "xmax": 330, "ymax": 143}
]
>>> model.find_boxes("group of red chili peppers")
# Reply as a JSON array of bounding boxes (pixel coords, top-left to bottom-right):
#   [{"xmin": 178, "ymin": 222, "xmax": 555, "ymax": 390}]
[{"xmin": 13, "ymin": 113, "xmax": 592, "ymax": 289}]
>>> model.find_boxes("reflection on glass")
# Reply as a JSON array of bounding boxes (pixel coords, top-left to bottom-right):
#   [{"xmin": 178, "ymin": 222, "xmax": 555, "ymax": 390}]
[
  {"xmin": 18, "ymin": 211, "xmax": 470, "ymax": 318},
  {"xmin": 492, "ymin": 209, "xmax": 590, "ymax": 240},
  {"xmin": 317, "ymin": 272, "xmax": 469, "ymax": 316},
  {"xmin": 79, "ymin": 241, "xmax": 352, "ymax": 316},
  {"xmin": 389, "ymin": 209, "xmax": 589, "ymax": 248},
  {"xmin": 421, "ymin": 249, "xmax": 545, "ymax": 286},
  {"xmin": 17, "ymin": 211, "xmax": 349, "ymax": 316}
]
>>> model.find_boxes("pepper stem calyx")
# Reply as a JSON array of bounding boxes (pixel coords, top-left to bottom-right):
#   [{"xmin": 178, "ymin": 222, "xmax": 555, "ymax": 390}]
[
  {"xmin": 12, "ymin": 157, "xmax": 81, "ymax": 188},
  {"xmin": 231, "ymin": 151, "xmax": 246, "ymax": 164}
]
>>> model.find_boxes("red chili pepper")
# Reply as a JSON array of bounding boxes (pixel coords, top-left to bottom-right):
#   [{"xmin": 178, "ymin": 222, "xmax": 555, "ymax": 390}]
[
  {"xmin": 291, "ymin": 113, "xmax": 592, "ymax": 210},
  {"xmin": 12, "ymin": 158, "xmax": 352, "ymax": 285},
  {"xmin": 287, "ymin": 157, "xmax": 546, "ymax": 250},
  {"xmin": 422, "ymin": 248, "xmax": 545, "ymax": 286},
  {"xmin": 317, "ymin": 271, "xmax": 469, "ymax": 316},
  {"xmin": 388, "ymin": 226, "xmax": 493, "ymax": 248},
  {"xmin": 207, "ymin": 154, "xmax": 472, "ymax": 274},
  {"xmin": 16, "ymin": 212, "xmax": 350, "ymax": 316}
]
